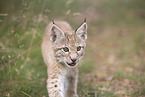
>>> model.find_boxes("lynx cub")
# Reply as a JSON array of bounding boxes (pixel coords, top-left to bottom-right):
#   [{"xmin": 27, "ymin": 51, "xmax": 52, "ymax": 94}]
[{"xmin": 41, "ymin": 20, "xmax": 87, "ymax": 97}]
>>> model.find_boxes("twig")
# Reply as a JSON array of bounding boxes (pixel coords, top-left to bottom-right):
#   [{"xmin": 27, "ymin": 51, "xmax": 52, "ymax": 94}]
[
  {"xmin": 20, "ymin": 30, "xmax": 36, "ymax": 69},
  {"xmin": 21, "ymin": 91, "xmax": 32, "ymax": 97},
  {"xmin": 0, "ymin": 13, "xmax": 8, "ymax": 16}
]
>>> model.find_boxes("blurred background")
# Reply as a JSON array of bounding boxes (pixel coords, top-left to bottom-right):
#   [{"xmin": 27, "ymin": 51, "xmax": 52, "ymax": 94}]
[{"xmin": 0, "ymin": 0, "xmax": 145, "ymax": 96}]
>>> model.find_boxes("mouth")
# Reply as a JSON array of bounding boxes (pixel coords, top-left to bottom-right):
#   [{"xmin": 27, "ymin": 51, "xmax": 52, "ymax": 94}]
[{"xmin": 67, "ymin": 62, "xmax": 76, "ymax": 66}]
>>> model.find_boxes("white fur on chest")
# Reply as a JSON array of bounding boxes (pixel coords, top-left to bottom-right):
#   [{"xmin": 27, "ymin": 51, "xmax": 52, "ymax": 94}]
[{"xmin": 59, "ymin": 67, "xmax": 76, "ymax": 96}]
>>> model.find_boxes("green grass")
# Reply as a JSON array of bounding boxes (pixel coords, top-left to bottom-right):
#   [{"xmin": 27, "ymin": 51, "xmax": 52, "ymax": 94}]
[{"xmin": 0, "ymin": 0, "xmax": 145, "ymax": 97}]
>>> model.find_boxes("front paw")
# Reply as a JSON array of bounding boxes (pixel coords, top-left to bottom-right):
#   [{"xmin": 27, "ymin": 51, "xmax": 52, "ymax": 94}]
[{"xmin": 74, "ymin": 95, "xmax": 78, "ymax": 97}]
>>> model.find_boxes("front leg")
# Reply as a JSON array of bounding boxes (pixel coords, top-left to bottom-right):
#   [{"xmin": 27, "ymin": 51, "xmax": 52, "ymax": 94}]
[{"xmin": 47, "ymin": 75, "xmax": 64, "ymax": 97}]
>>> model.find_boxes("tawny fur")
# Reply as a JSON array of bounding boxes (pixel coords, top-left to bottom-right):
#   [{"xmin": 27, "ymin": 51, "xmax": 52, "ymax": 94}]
[{"xmin": 41, "ymin": 21, "xmax": 87, "ymax": 97}]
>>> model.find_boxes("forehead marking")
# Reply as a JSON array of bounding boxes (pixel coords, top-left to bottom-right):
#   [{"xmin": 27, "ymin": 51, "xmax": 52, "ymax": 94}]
[{"xmin": 66, "ymin": 34, "xmax": 76, "ymax": 46}]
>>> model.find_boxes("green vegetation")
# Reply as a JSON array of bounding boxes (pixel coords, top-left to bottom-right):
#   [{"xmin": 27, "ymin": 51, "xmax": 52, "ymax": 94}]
[{"xmin": 0, "ymin": 0, "xmax": 145, "ymax": 96}]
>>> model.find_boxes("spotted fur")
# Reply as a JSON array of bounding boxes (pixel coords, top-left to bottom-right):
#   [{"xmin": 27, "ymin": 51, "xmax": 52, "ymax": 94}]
[{"xmin": 41, "ymin": 21, "xmax": 87, "ymax": 97}]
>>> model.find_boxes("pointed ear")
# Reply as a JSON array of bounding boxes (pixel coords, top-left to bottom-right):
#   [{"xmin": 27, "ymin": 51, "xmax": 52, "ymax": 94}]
[
  {"xmin": 76, "ymin": 22, "xmax": 87, "ymax": 41},
  {"xmin": 50, "ymin": 24, "xmax": 65, "ymax": 42}
]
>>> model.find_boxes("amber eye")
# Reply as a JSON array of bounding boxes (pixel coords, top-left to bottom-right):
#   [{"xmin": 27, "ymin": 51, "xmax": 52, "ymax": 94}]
[
  {"xmin": 77, "ymin": 46, "xmax": 81, "ymax": 51},
  {"xmin": 63, "ymin": 47, "xmax": 69, "ymax": 52}
]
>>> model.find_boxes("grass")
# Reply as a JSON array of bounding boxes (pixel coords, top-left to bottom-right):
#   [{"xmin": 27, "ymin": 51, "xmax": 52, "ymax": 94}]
[{"xmin": 0, "ymin": 0, "xmax": 145, "ymax": 97}]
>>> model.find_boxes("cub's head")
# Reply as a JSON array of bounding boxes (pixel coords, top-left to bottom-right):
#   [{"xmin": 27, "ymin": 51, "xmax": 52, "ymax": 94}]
[{"xmin": 50, "ymin": 21, "xmax": 87, "ymax": 68}]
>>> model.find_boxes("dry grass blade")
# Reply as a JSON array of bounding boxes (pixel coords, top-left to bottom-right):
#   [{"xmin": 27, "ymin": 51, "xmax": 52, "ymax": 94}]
[{"xmin": 21, "ymin": 91, "xmax": 32, "ymax": 97}]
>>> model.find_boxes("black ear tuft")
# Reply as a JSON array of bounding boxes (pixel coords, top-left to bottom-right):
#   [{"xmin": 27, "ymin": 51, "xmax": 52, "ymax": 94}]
[
  {"xmin": 52, "ymin": 20, "xmax": 55, "ymax": 24},
  {"xmin": 84, "ymin": 18, "xmax": 86, "ymax": 22}
]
